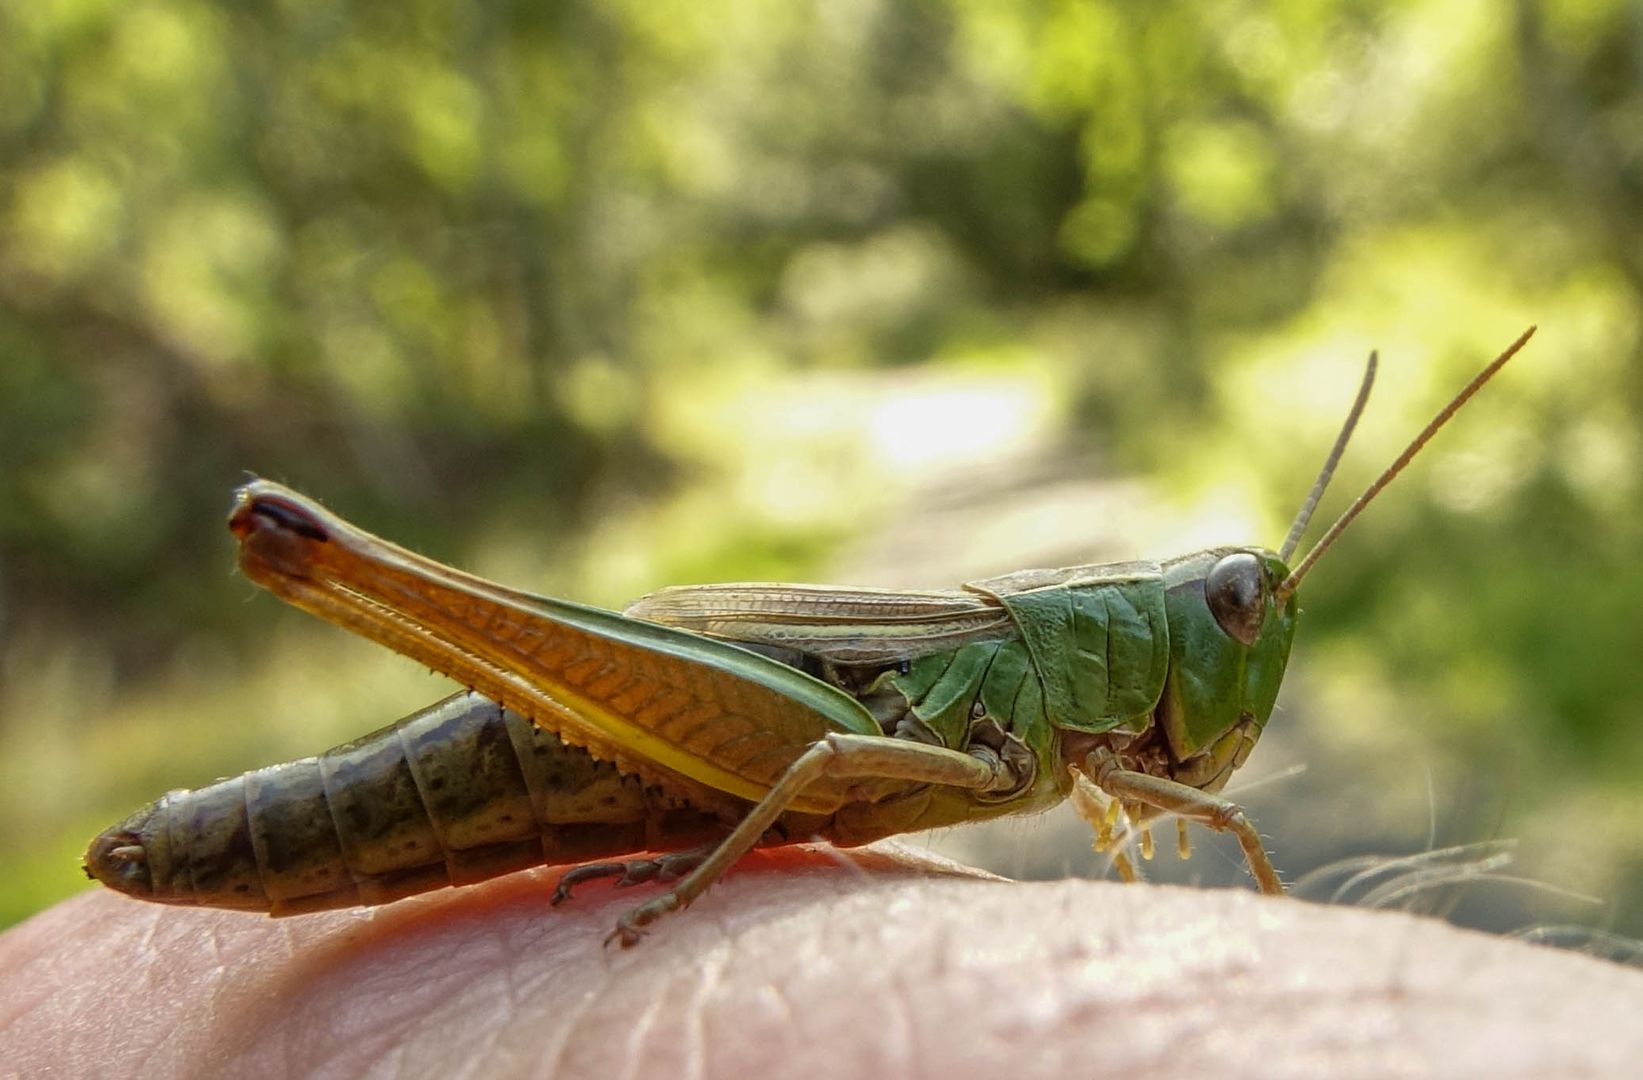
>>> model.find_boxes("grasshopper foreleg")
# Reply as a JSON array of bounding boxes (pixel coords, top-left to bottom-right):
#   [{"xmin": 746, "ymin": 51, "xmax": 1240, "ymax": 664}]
[
  {"xmin": 1086, "ymin": 758, "xmax": 1284, "ymax": 895},
  {"xmin": 608, "ymin": 732, "xmax": 1022, "ymax": 946},
  {"xmin": 1069, "ymin": 763, "xmax": 1147, "ymax": 885}
]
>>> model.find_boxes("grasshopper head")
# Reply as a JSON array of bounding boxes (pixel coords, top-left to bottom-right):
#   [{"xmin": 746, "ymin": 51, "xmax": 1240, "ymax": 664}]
[
  {"xmin": 1152, "ymin": 326, "xmax": 1536, "ymax": 779},
  {"xmin": 1155, "ymin": 547, "xmax": 1298, "ymax": 767}
]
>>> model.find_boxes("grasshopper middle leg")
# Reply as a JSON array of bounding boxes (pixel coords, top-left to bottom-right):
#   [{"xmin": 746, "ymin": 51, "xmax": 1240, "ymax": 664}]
[{"xmin": 551, "ymin": 845, "xmax": 717, "ymax": 905}]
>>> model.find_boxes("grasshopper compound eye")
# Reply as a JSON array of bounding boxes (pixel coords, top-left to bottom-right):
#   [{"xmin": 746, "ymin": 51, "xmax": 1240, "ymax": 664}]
[{"xmin": 1206, "ymin": 551, "xmax": 1266, "ymax": 646}]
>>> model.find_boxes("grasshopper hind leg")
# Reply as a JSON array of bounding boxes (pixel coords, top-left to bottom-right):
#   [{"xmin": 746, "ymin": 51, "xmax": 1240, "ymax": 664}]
[{"xmin": 608, "ymin": 732, "xmax": 1023, "ymax": 946}]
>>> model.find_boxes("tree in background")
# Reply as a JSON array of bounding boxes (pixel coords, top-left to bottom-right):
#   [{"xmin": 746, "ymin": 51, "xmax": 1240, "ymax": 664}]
[{"xmin": 2, "ymin": 0, "xmax": 1639, "ymax": 930}]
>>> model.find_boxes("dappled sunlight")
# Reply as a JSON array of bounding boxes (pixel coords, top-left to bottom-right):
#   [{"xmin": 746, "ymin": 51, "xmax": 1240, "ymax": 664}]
[
  {"xmin": 649, "ymin": 363, "xmax": 1060, "ymax": 528},
  {"xmin": 1559, "ymin": 412, "xmax": 1640, "ymax": 518},
  {"xmin": 1427, "ymin": 426, "xmax": 1541, "ymax": 516},
  {"xmin": 860, "ymin": 372, "xmax": 1055, "ymax": 477}
]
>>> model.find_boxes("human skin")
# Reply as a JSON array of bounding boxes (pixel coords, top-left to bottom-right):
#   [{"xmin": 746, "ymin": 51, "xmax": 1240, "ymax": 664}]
[{"xmin": 4, "ymin": 845, "xmax": 1642, "ymax": 1080}]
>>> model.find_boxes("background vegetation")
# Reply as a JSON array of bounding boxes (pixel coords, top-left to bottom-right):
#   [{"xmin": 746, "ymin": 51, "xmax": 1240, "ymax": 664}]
[{"xmin": 3, "ymin": 0, "xmax": 1639, "ymax": 937}]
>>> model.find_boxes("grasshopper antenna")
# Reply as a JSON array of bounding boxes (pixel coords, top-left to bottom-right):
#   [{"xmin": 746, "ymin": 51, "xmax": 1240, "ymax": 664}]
[
  {"xmin": 1276, "ymin": 325, "xmax": 1538, "ymax": 604},
  {"xmin": 1278, "ymin": 350, "xmax": 1378, "ymax": 563}
]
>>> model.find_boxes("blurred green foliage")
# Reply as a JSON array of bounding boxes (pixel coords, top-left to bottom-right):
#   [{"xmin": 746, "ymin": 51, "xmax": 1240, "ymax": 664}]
[{"xmin": 2, "ymin": 0, "xmax": 1641, "ymax": 932}]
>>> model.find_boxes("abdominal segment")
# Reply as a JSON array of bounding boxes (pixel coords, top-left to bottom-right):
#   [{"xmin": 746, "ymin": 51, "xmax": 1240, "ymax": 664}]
[{"xmin": 85, "ymin": 693, "xmax": 740, "ymax": 914}]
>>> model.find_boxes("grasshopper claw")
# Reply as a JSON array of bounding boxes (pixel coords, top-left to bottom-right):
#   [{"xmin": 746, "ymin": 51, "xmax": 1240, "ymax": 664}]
[{"xmin": 610, "ymin": 893, "xmax": 680, "ymax": 947}]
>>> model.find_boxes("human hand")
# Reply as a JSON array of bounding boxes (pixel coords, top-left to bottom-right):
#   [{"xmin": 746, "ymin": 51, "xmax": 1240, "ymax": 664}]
[{"xmin": 4, "ymin": 844, "xmax": 1640, "ymax": 1079}]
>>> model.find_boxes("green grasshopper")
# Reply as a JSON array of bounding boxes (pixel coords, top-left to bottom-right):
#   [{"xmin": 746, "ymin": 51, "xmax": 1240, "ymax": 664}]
[{"xmin": 85, "ymin": 328, "xmax": 1535, "ymax": 944}]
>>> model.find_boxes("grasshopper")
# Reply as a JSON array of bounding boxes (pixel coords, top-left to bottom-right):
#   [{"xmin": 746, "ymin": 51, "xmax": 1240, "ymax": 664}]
[{"xmin": 86, "ymin": 328, "xmax": 1536, "ymax": 944}]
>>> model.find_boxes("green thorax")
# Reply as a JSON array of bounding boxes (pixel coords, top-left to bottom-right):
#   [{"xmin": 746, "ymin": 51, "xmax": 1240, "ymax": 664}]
[{"xmin": 890, "ymin": 561, "xmax": 1171, "ymax": 758}]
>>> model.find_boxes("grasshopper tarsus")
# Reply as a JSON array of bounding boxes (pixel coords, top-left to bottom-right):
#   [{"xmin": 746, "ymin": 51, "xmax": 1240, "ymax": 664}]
[
  {"xmin": 603, "ymin": 924, "xmax": 643, "ymax": 949},
  {"xmin": 554, "ymin": 847, "xmax": 716, "ymax": 907},
  {"xmin": 613, "ymin": 894, "xmax": 678, "ymax": 947},
  {"xmin": 551, "ymin": 859, "xmax": 661, "ymax": 906}
]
